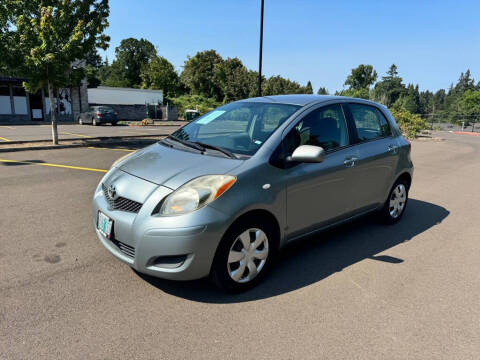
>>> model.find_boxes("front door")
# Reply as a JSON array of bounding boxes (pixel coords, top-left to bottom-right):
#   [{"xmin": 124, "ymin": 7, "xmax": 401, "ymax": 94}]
[{"xmin": 284, "ymin": 104, "xmax": 358, "ymax": 238}]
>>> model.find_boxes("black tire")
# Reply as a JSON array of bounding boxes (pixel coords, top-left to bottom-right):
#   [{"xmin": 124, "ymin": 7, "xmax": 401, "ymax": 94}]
[
  {"xmin": 381, "ymin": 178, "xmax": 409, "ymax": 224},
  {"xmin": 210, "ymin": 216, "xmax": 278, "ymax": 292},
  {"xmin": 92, "ymin": 118, "xmax": 97, "ymax": 126},
  {"xmin": 111, "ymin": 122, "xmax": 117, "ymax": 126}
]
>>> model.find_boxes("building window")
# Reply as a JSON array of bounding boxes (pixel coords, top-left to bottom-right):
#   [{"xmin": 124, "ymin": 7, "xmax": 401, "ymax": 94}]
[
  {"xmin": 12, "ymin": 86, "xmax": 28, "ymax": 115},
  {"xmin": 0, "ymin": 85, "xmax": 12, "ymax": 115}
]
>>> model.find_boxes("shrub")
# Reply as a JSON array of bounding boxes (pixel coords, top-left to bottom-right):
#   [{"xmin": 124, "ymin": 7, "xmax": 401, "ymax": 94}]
[
  {"xmin": 170, "ymin": 95, "xmax": 221, "ymax": 118},
  {"xmin": 390, "ymin": 108, "xmax": 428, "ymax": 139}
]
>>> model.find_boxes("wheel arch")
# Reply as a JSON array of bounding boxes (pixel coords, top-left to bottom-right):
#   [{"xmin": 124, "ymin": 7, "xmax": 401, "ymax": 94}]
[{"xmin": 396, "ymin": 172, "xmax": 412, "ymax": 190}]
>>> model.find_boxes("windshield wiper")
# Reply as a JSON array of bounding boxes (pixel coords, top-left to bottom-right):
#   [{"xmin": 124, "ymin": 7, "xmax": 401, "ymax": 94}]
[
  {"xmin": 193, "ymin": 141, "xmax": 238, "ymax": 159},
  {"xmin": 165, "ymin": 135, "xmax": 205, "ymax": 152}
]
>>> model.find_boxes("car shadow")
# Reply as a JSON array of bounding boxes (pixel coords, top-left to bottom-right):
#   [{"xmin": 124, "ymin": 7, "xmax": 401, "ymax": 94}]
[{"xmin": 135, "ymin": 198, "xmax": 449, "ymax": 303}]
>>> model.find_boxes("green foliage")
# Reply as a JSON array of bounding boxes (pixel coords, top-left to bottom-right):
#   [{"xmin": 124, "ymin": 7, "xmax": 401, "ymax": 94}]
[
  {"xmin": 305, "ymin": 81, "xmax": 313, "ymax": 94},
  {"xmin": 170, "ymin": 95, "xmax": 221, "ymax": 117},
  {"xmin": 459, "ymin": 90, "xmax": 480, "ymax": 118},
  {"xmin": 344, "ymin": 64, "xmax": 377, "ymax": 90},
  {"xmin": 213, "ymin": 57, "xmax": 255, "ymax": 102},
  {"xmin": 372, "ymin": 64, "xmax": 405, "ymax": 107},
  {"xmin": 390, "ymin": 108, "xmax": 428, "ymax": 139},
  {"xmin": 262, "ymin": 75, "xmax": 311, "ymax": 95},
  {"xmin": 180, "ymin": 50, "xmax": 224, "ymax": 101},
  {"xmin": 0, "ymin": 0, "xmax": 110, "ymax": 92},
  {"xmin": 140, "ymin": 55, "xmax": 179, "ymax": 99},
  {"xmin": 336, "ymin": 88, "xmax": 370, "ymax": 99},
  {"xmin": 106, "ymin": 38, "xmax": 156, "ymax": 88},
  {"xmin": 317, "ymin": 87, "xmax": 329, "ymax": 95},
  {"xmin": 0, "ymin": 0, "xmax": 110, "ymax": 144}
]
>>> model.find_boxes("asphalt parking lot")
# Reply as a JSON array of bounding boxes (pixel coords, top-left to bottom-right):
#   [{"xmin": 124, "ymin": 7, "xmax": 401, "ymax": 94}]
[
  {"xmin": 0, "ymin": 122, "xmax": 183, "ymax": 142},
  {"xmin": 1, "ymin": 131, "xmax": 479, "ymax": 359}
]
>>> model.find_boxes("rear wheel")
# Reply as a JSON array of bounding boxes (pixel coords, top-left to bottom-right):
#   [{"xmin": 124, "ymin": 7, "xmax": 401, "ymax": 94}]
[
  {"xmin": 381, "ymin": 179, "xmax": 409, "ymax": 224},
  {"xmin": 211, "ymin": 217, "xmax": 277, "ymax": 292}
]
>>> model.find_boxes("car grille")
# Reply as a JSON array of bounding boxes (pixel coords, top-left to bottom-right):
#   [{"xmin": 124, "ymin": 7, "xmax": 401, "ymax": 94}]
[
  {"xmin": 102, "ymin": 183, "xmax": 143, "ymax": 213},
  {"xmin": 111, "ymin": 239, "xmax": 135, "ymax": 258}
]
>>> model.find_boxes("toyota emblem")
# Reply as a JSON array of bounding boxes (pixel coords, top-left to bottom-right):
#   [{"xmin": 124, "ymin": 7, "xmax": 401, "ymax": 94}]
[{"xmin": 107, "ymin": 185, "xmax": 118, "ymax": 200}]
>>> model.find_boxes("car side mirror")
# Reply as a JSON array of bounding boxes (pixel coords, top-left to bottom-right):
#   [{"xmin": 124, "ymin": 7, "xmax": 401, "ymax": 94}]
[{"xmin": 287, "ymin": 145, "xmax": 325, "ymax": 163}]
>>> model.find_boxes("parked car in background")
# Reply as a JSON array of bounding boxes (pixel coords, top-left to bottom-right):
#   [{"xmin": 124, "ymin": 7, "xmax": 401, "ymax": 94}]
[
  {"xmin": 93, "ymin": 95, "xmax": 413, "ymax": 292},
  {"xmin": 78, "ymin": 106, "xmax": 118, "ymax": 126}
]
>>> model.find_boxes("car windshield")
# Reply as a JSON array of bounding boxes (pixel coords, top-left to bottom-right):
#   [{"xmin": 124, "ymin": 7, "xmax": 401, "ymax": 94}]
[{"xmin": 170, "ymin": 102, "xmax": 300, "ymax": 156}]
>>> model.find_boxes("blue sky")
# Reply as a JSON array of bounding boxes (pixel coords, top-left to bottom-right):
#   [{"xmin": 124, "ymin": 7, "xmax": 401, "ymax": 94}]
[{"xmin": 104, "ymin": 0, "xmax": 480, "ymax": 93}]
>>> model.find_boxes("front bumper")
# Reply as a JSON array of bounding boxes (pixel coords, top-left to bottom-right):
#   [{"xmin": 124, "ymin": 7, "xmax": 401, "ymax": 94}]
[{"xmin": 92, "ymin": 174, "xmax": 231, "ymax": 281}]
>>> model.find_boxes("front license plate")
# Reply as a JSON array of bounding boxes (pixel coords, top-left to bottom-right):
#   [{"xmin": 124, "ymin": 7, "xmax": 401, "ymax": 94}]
[{"xmin": 97, "ymin": 211, "xmax": 113, "ymax": 238}]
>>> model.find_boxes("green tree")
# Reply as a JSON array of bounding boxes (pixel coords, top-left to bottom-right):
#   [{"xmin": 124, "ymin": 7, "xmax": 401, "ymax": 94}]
[
  {"xmin": 344, "ymin": 64, "xmax": 377, "ymax": 90},
  {"xmin": 305, "ymin": 81, "xmax": 313, "ymax": 94},
  {"xmin": 0, "ymin": 0, "xmax": 109, "ymax": 144},
  {"xmin": 213, "ymin": 57, "xmax": 250, "ymax": 102},
  {"xmin": 180, "ymin": 50, "xmax": 224, "ymax": 101},
  {"xmin": 85, "ymin": 49, "xmax": 103, "ymax": 87},
  {"xmin": 373, "ymin": 64, "xmax": 406, "ymax": 107},
  {"xmin": 262, "ymin": 75, "xmax": 306, "ymax": 95},
  {"xmin": 317, "ymin": 87, "xmax": 329, "ymax": 95},
  {"xmin": 106, "ymin": 38, "xmax": 156, "ymax": 87},
  {"xmin": 459, "ymin": 90, "xmax": 480, "ymax": 130},
  {"xmin": 140, "ymin": 55, "xmax": 179, "ymax": 99}
]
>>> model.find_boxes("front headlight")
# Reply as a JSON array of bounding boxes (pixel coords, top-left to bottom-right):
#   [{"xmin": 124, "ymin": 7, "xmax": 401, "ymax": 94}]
[
  {"xmin": 157, "ymin": 175, "xmax": 236, "ymax": 216},
  {"xmin": 111, "ymin": 150, "xmax": 137, "ymax": 169}
]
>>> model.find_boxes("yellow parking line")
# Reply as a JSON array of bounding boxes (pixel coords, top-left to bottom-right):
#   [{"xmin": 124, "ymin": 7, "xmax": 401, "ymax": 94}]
[
  {"xmin": 87, "ymin": 147, "xmax": 135, "ymax": 152},
  {"xmin": 0, "ymin": 159, "xmax": 107, "ymax": 173},
  {"xmin": 62, "ymin": 131, "xmax": 92, "ymax": 138},
  {"xmin": 0, "ymin": 136, "xmax": 11, "ymax": 142},
  {"xmin": 0, "ymin": 126, "xmax": 15, "ymax": 129}
]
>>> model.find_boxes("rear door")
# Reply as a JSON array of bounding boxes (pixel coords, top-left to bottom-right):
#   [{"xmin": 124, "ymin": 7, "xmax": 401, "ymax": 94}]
[
  {"xmin": 345, "ymin": 103, "xmax": 400, "ymax": 211},
  {"xmin": 283, "ymin": 103, "xmax": 359, "ymax": 238}
]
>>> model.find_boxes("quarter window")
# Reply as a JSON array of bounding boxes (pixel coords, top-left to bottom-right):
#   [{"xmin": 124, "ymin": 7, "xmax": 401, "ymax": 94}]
[
  {"xmin": 349, "ymin": 104, "xmax": 388, "ymax": 141},
  {"xmin": 285, "ymin": 104, "xmax": 348, "ymax": 154}
]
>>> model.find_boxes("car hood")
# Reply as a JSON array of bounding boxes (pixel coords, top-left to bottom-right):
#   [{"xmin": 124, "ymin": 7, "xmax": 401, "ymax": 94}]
[{"xmin": 119, "ymin": 142, "xmax": 244, "ymax": 189}]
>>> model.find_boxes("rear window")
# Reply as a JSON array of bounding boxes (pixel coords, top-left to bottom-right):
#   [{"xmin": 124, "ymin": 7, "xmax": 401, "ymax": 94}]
[{"xmin": 98, "ymin": 106, "xmax": 114, "ymax": 112}]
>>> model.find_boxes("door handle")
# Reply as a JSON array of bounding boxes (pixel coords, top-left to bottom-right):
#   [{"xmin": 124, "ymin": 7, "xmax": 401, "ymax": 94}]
[
  {"xmin": 344, "ymin": 156, "xmax": 358, "ymax": 167},
  {"xmin": 387, "ymin": 145, "xmax": 398, "ymax": 153}
]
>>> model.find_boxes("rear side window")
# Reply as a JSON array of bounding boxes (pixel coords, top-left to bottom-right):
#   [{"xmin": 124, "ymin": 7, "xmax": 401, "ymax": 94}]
[
  {"xmin": 349, "ymin": 104, "xmax": 390, "ymax": 141},
  {"xmin": 376, "ymin": 109, "xmax": 392, "ymax": 136}
]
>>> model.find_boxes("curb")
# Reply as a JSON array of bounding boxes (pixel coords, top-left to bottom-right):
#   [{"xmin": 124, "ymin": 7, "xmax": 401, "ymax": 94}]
[
  {"xmin": 0, "ymin": 135, "xmax": 165, "ymax": 153},
  {"xmin": 3, "ymin": 133, "xmax": 170, "ymax": 145}
]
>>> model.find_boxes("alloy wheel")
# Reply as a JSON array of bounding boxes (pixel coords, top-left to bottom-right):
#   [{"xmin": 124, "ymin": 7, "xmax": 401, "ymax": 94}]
[
  {"xmin": 227, "ymin": 228, "xmax": 269, "ymax": 283},
  {"xmin": 389, "ymin": 184, "xmax": 407, "ymax": 218}
]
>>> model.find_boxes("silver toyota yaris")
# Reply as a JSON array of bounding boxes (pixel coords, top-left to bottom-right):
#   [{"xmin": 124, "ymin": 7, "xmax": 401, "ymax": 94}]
[{"xmin": 93, "ymin": 95, "xmax": 413, "ymax": 291}]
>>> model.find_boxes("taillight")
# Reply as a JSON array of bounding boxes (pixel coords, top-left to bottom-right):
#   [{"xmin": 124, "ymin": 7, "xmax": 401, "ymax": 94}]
[{"xmin": 96, "ymin": 112, "xmax": 102, "ymax": 117}]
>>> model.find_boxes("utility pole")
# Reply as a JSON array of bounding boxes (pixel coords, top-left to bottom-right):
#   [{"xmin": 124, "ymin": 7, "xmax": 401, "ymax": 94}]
[{"xmin": 258, "ymin": 0, "xmax": 264, "ymax": 97}]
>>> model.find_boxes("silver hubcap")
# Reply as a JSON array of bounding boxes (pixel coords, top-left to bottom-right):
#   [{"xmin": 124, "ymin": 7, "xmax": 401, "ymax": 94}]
[
  {"xmin": 227, "ymin": 228, "xmax": 269, "ymax": 283},
  {"xmin": 389, "ymin": 184, "xmax": 407, "ymax": 218}
]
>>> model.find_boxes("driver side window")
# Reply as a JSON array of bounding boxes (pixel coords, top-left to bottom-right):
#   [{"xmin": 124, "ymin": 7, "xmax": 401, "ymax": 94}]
[{"xmin": 284, "ymin": 104, "xmax": 349, "ymax": 155}]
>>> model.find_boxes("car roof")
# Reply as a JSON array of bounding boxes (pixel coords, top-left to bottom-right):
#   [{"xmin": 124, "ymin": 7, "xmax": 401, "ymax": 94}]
[{"xmin": 239, "ymin": 94, "xmax": 383, "ymax": 108}]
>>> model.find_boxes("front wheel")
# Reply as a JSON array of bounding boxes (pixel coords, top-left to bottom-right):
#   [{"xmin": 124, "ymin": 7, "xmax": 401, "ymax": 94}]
[
  {"xmin": 211, "ymin": 219, "xmax": 277, "ymax": 292},
  {"xmin": 381, "ymin": 179, "xmax": 409, "ymax": 224}
]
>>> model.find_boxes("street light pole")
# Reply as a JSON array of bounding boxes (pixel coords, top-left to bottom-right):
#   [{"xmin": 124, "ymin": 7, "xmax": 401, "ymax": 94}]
[{"xmin": 258, "ymin": 0, "xmax": 264, "ymax": 97}]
